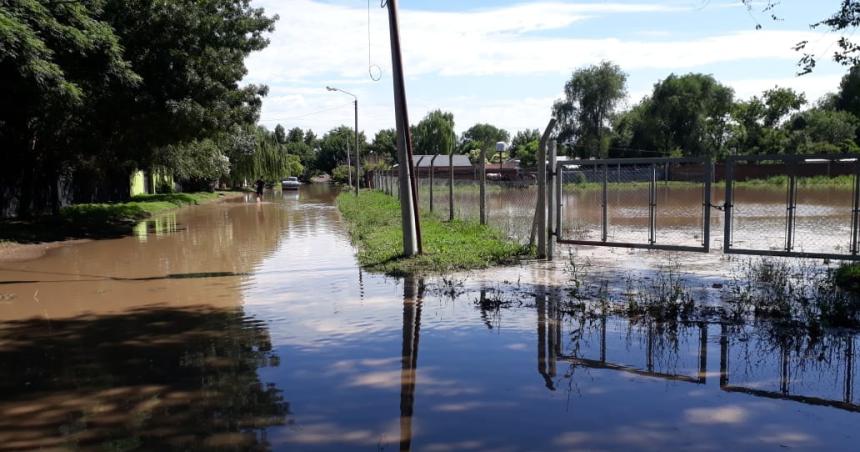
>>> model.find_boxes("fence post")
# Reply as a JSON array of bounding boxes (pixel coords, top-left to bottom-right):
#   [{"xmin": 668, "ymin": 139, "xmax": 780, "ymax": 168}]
[
  {"xmin": 449, "ymin": 152, "xmax": 454, "ymax": 221},
  {"xmin": 649, "ymin": 163, "xmax": 656, "ymax": 245},
  {"xmin": 547, "ymin": 140, "xmax": 557, "ymax": 259},
  {"xmin": 556, "ymin": 163, "xmax": 563, "ymax": 240},
  {"xmin": 601, "ymin": 164, "xmax": 608, "ymax": 243},
  {"xmin": 703, "ymin": 160, "xmax": 713, "ymax": 252},
  {"xmin": 724, "ymin": 159, "xmax": 734, "ymax": 251},
  {"xmin": 480, "ymin": 148, "xmax": 487, "ymax": 225},
  {"xmin": 785, "ymin": 160, "xmax": 798, "ymax": 252},
  {"xmin": 429, "ymin": 154, "xmax": 436, "ymax": 213},
  {"xmin": 852, "ymin": 160, "xmax": 860, "ymax": 255}
]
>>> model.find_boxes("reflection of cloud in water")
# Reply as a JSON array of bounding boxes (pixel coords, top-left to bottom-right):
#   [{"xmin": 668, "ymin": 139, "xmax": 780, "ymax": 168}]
[
  {"xmin": 430, "ymin": 401, "xmax": 517, "ymax": 412},
  {"xmin": 684, "ymin": 405, "xmax": 749, "ymax": 424}
]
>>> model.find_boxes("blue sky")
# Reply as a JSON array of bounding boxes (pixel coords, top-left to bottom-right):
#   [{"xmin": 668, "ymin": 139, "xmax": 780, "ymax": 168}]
[{"xmin": 244, "ymin": 1, "xmax": 851, "ymax": 136}]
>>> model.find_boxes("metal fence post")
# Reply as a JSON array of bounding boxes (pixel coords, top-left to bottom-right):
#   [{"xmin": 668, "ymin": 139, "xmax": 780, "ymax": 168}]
[
  {"xmin": 785, "ymin": 161, "xmax": 798, "ymax": 252},
  {"xmin": 649, "ymin": 163, "xmax": 656, "ymax": 245},
  {"xmin": 703, "ymin": 160, "xmax": 712, "ymax": 252},
  {"xmin": 547, "ymin": 140, "xmax": 557, "ymax": 259},
  {"xmin": 852, "ymin": 160, "xmax": 860, "ymax": 255},
  {"xmin": 429, "ymin": 155, "xmax": 435, "ymax": 213},
  {"xmin": 724, "ymin": 159, "xmax": 734, "ymax": 251},
  {"xmin": 449, "ymin": 153, "xmax": 454, "ymax": 221},
  {"xmin": 480, "ymin": 148, "xmax": 487, "ymax": 225},
  {"xmin": 556, "ymin": 163, "xmax": 563, "ymax": 241},
  {"xmin": 601, "ymin": 164, "xmax": 608, "ymax": 243}
]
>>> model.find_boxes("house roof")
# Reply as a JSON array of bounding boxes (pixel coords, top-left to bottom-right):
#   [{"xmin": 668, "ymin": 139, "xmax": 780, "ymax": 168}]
[{"xmin": 411, "ymin": 154, "xmax": 472, "ymax": 167}]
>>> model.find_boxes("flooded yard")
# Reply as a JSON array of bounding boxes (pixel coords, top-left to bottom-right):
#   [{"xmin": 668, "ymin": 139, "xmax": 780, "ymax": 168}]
[{"xmin": 0, "ymin": 184, "xmax": 858, "ymax": 451}]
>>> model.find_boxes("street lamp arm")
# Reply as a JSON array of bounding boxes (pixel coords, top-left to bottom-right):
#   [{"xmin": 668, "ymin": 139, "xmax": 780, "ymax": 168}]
[{"xmin": 326, "ymin": 86, "xmax": 357, "ymax": 100}]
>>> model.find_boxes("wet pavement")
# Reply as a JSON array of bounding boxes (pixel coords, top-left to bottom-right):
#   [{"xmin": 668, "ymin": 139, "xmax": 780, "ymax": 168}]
[{"xmin": 0, "ymin": 184, "xmax": 858, "ymax": 451}]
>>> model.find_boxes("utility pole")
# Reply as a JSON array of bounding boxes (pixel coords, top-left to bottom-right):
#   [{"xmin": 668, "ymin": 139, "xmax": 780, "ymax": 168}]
[{"xmin": 385, "ymin": 0, "xmax": 421, "ymax": 255}]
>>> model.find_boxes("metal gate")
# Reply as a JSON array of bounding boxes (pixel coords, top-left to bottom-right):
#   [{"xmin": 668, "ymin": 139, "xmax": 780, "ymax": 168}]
[
  {"xmin": 724, "ymin": 153, "xmax": 860, "ymax": 261},
  {"xmin": 555, "ymin": 157, "xmax": 712, "ymax": 253},
  {"xmin": 554, "ymin": 153, "xmax": 860, "ymax": 261}
]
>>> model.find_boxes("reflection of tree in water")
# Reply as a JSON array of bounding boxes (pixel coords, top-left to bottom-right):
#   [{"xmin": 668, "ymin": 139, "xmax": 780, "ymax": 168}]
[{"xmin": 0, "ymin": 306, "xmax": 288, "ymax": 451}]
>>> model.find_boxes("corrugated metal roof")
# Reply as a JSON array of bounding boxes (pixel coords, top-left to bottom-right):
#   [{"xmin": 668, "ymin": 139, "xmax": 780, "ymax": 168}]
[{"xmin": 411, "ymin": 154, "xmax": 472, "ymax": 167}]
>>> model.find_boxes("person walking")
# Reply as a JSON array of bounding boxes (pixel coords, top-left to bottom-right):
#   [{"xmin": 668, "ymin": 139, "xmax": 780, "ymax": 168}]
[{"xmin": 255, "ymin": 178, "xmax": 265, "ymax": 202}]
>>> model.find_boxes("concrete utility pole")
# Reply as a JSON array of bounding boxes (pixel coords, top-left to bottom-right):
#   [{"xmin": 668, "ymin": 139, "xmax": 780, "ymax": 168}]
[
  {"xmin": 326, "ymin": 86, "xmax": 360, "ymax": 195},
  {"xmin": 385, "ymin": 0, "xmax": 421, "ymax": 255}
]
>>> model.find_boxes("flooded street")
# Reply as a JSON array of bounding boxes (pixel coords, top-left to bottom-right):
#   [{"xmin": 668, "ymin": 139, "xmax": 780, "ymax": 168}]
[{"xmin": 1, "ymin": 184, "xmax": 858, "ymax": 451}]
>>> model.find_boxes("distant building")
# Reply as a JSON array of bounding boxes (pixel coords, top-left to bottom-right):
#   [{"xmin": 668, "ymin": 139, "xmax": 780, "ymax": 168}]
[{"xmin": 400, "ymin": 154, "xmax": 476, "ymax": 179}]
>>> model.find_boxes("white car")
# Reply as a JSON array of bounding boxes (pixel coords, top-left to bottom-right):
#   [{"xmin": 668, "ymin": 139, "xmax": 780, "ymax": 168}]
[{"xmin": 281, "ymin": 177, "xmax": 301, "ymax": 190}]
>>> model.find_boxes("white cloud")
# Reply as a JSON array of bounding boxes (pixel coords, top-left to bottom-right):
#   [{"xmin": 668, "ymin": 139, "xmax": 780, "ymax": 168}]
[{"xmin": 245, "ymin": 1, "xmax": 846, "ymax": 136}]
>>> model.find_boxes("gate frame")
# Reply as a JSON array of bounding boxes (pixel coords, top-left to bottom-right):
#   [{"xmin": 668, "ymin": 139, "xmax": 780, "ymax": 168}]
[
  {"xmin": 555, "ymin": 157, "xmax": 713, "ymax": 253},
  {"xmin": 724, "ymin": 153, "xmax": 860, "ymax": 261}
]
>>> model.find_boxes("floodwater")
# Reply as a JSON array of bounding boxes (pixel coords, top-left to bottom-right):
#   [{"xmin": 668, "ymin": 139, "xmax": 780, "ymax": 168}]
[
  {"xmin": 414, "ymin": 177, "xmax": 855, "ymax": 255},
  {"xmin": 0, "ymin": 185, "xmax": 858, "ymax": 450}
]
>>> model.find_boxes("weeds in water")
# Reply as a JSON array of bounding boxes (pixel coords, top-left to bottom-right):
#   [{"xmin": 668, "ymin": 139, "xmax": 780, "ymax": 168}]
[
  {"xmin": 625, "ymin": 264, "xmax": 694, "ymax": 321},
  {"xmin": 726, "ymin": 258, "xmax": 859, "ymax": 329},
  {"xmin": 565, "ymin": 250, "xmax": 592, "ymax": 297}
]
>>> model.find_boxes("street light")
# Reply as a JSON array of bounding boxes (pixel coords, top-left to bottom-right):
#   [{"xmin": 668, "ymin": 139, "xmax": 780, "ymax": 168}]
[{"xmin": 326, "ymin": 86, "xmax": 360, "ymax": 196}]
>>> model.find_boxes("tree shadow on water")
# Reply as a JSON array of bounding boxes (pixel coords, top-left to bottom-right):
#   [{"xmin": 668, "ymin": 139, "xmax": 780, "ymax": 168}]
[{"xmin": 0, "ymin": 305, "xmax": 289, "ymax": 451}]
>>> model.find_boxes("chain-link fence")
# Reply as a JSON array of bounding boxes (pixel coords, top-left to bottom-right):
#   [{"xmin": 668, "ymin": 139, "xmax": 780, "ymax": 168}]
[
  {"xmin": 557, "ymin": 158, "xmax": 712, "ymax": 252},
  {"xmin": 724, "ymin": 154, "xmax": 860, "ymax": 260},
  {"xmin": 372, "ymin": 167, "xmax": 539, "ymax": 245}
]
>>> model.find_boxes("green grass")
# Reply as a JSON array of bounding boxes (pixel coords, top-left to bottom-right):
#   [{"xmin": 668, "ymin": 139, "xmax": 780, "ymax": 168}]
[
  {"xmin": 337, "ymin": 191, "xmax": 530, "ymax": 275},
  {"xmin": 835, "ymin": 263, "xmax": 860, "ymax": 293},
  {"xmin": 1, "ymin": 191, "xmax": 242, "ymax": 244},
  {"xmin": 60, "ymin": 192, "xmax": 229, "ymax": 225}
]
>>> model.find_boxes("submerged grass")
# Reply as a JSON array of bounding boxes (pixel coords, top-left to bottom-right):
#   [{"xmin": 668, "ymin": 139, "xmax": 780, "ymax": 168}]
[
  {"xmin": 0, "ymin": 191, "xmax": 242, "ymax": 243},
  {"xmin": 60, "ymin": 192, "xmax": 228, "ymax": 225},
  {"xmin": 337, "ymin": 190, "xmax": 530, "ymax": 275}
]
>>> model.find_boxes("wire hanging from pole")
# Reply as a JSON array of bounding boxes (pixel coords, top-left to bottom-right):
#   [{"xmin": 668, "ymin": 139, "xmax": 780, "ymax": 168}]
[{"xmin": 367, "ymin": 0, "xmax": 383, "ymax": 81}]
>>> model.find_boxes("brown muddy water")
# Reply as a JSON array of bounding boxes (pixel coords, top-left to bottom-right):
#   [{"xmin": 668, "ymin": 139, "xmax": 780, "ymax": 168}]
[{"xmin": 0, "ymin": 184, "xmax": 858, "ymax": 451}]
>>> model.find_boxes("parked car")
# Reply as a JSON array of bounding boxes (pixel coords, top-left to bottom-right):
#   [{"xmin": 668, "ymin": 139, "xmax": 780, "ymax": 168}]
[{"xmin": 281, "ymin": 176, "xmax": 301, "ymax": 190}]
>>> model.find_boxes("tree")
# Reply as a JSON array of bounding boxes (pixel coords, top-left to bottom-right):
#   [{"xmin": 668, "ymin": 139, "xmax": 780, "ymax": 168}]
[
  {"xmin": 316, "ymin": 126, "xmax": 367, "ymax": 173},
  {"xmin": 628, "ymin": 73, "xmax": 734, "ymax": 157},
  {"xmin": 728, "ymin": 87, "xmax": 806, "ymax": 155},
  {"xmin": 274, "ymin": 124, "xmax": 286, "ymax": 144},
  {"xmin": 552, "ymin": 61, "xmax": 627, "ymax": 158},
  {"xmin": 461, "ymin": 123, "xmax": 509, "ymax": 157},
  {"xmin": 287, "ymin": 127, "xmax": 304, "ymax": 143},
  {"xmin": 0, "ymin": 0, "xmax": 278, "ymax": 216},
  {"xmin": 835, "ymin": 65, "xmax": 860, "ymax": 118},
  {"xmin": 369, "ymin": 129, "xmax": 397, "ymax": 163},
  {"xmin": 786, "ymin": 108, "xmax": 860, "ymax": 154},
  {"xmin": 413, "ymin": 110, "xmax": 455, "ymax": 156},
  {"xmin": 0, "ymin": 0, "xmax": 140, "ymax": 215},
  {"xmin": 514, "ymin": 140, "xmax": 540, "ymax": 168},
  {"xmin": 303, "ymin": 129, "xmax": 318, "ymax": 147},
  {"xmin": 510, "ymin": 129, "xmax": 541, "ymax": 158},
  {"xmin": 742, "ymin": 1, "xmax": 860, "ymax": 74}
]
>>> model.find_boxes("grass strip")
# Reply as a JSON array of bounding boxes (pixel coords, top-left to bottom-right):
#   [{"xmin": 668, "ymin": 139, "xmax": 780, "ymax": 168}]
[{"xmin": 337, "ymin": 190, "xmax": 530, "ymax": 275}]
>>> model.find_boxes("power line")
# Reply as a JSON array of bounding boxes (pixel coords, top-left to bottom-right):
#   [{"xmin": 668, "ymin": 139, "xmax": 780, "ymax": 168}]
[{"xmin": 257, "ymin": 103, "xmax": 354, "ymax": 123}]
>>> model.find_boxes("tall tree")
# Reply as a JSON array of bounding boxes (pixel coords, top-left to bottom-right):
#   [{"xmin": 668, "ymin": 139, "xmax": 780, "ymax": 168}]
[
  {"xmin": 316, "ymin": 126, "xmax": 367, "ymax": 173},
  {"xmin": 413, "ymin": 110, "xmax": 455, "ymax": 156},
  {"xmin": 0, "ymin": 0, "xmax": 140, "ymax": 215},
  {"xmin": 729, "ymin": 87, "xmax": 806, "ymax": 155},
  {"xmin": 369, "ymin": 128, "xmax": 397, "ymax": 163},
  {"xmin": 553, "ymin": 61, "xmax": 627, "ymax": 158},
  {"xmin": 461, "ymin": 123, "xmax": 509, "ymax": 157},
  {"xmin": 287, "ymin": 127, "xmax": 304, "ymax": 144},
  {"xmin": 274, "ymin": 124, "xmax": 286, "ymax": 144},
  {"xmin": 631, "ymin": 73, "xmax": 734, "ymax": 157}
]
